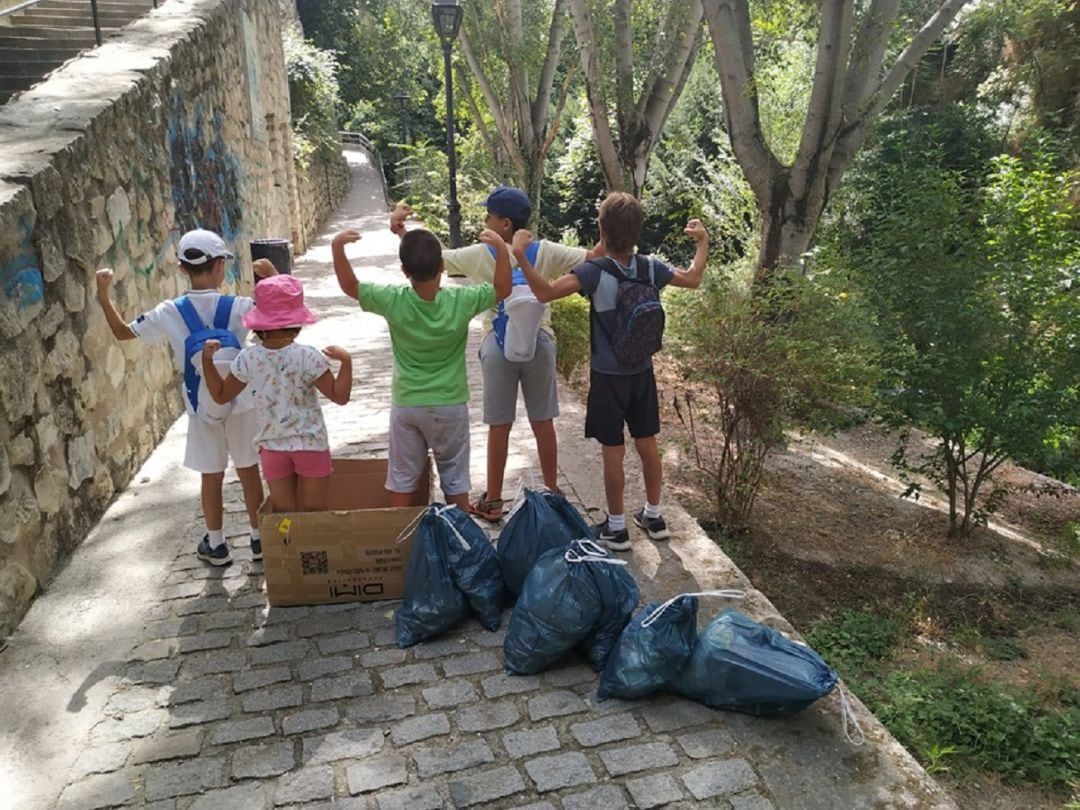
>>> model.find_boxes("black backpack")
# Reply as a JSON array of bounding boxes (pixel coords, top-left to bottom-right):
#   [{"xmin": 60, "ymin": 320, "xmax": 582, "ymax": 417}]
[{"xmin": 593, "ymin": 255, "xmax": 665, "ymax": 366}]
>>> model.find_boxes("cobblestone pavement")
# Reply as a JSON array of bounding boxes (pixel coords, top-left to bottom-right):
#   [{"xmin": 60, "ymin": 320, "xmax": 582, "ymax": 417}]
[{"xmin": 2, "ymin": 150, "xmax": 956, "ymax": 810}]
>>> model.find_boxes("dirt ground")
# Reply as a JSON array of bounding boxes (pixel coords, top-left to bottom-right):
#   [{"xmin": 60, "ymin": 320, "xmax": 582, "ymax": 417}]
[{"xmin": 641, "ymin": 361, "xmax": 1080, "ymax": 809}]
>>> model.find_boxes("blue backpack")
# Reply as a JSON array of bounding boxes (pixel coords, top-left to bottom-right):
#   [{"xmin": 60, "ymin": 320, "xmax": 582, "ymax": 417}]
[
  {"xmin": 174, "ymin": 295, "xmax": 241, "ymax": 413},
  {"xmin": 490, "ymin": 240, "xmax": 540, "ymax": 353}
]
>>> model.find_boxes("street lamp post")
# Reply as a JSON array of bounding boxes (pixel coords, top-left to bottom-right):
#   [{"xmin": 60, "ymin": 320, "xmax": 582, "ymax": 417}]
[{"xmin": 431, "ymin": 0, "xmax": 464, "ymax": 247}]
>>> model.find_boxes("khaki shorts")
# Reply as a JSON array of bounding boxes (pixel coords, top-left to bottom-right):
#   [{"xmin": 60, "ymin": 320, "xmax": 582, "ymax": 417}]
[
  {"xmin": 479, "ymin": 330, "xmax": 560, "ymax": 425},
  {"xmin": 387, "ymin": 403, "xmax": 471, "ymax": 497}
]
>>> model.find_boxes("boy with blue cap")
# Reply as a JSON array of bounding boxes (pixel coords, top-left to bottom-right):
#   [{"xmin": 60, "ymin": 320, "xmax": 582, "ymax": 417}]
[{"xmin": 390, "ymin": 187, "xmax": 596, "ymax": 520}]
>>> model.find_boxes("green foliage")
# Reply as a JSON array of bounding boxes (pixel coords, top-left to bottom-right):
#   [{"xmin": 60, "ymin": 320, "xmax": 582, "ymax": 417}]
[
  {"xmin": 664, "ymin": 263, "xmax": 877, "ymax": 527},
  {"xmin": 806, "ymin": 610, "xmax": 905, "ymax": 673},
  {"xmin": 549, "ymin": 295, "xmax": 591, "ymax": 378},
  {"xmin": 825, "ymin": 108, "xmax": 1080, "ymax": 535},
  {"xmin": 283, "ymin": 28, "xmax": 343, "ymax": 167},
  {"xmin": 872, "ymin": 663, "xmax": 1080, "ymax": 792}
]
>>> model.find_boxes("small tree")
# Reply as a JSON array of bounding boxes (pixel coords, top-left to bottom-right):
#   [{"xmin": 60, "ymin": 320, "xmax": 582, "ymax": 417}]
[{"xmin": 830, "ymin": 132, "xmax": 1080, "ymax": 537}]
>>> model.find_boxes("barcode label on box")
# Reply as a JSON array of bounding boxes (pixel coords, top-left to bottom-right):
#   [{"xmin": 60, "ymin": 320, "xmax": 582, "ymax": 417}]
[{"xmin": 300, "ymin": 550, "xmax": 329, "ymax": 575}]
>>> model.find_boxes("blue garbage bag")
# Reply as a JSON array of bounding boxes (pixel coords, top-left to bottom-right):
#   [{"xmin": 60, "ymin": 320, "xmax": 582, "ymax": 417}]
[
  {"xmin": 597, "ymin": 594, "xmax": 699, "ymax": 700},
  {"xmin": 497, "ymin": 489, "xmax": 576, "ymax": 595},
  {"xmin": 395, "ymin": 509, "xmax": 470, "ymax": 648},
  {"xmin": 435, "ymin": 504, "xmax": 504, "ymax": 631},
  {"xmin": 543, "ymin": 490, "xmax": 593, "ymax": 541},
  {"xmin": 504, "ymin": 540, "xmax": 639, "ymax": 675},
  {"xmin": 671, "ymin": 609, "xmax": 838, "ymax": 716}
]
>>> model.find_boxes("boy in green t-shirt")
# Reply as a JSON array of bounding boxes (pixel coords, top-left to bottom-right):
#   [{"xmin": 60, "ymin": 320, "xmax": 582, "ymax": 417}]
[{"xmin": 331, "ymin": 227, "xmax": 511, "ymax": 509}]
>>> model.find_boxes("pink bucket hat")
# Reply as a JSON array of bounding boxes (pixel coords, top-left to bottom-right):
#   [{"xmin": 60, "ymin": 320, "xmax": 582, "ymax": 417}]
[{"xmin": 242, "ymin": 275, "xmax": 319, "ymax": 330}]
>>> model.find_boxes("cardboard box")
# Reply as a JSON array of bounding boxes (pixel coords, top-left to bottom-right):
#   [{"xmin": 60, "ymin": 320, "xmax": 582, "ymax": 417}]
[{"xmin": 259, "ymin": 458, "xmax": 431, "ymax": 607}]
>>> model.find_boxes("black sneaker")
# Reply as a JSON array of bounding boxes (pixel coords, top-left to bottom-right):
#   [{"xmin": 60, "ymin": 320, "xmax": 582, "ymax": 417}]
[
  {"xmin": 594, "ymin": 518, "xmax": 631, "ymax": 551},
  {"xmin": 250, "ymin": 537, "xmax": 263, "ymax": 561},
  {"xmin": 633, "ymin": 509, "xmax": 671, "ymax": 540},
  {"xmin": 196, "ymin": 535, "xmax": 232, "ymax": 566}
]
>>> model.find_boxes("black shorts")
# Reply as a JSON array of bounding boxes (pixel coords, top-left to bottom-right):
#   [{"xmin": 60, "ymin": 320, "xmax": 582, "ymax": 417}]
[{"xmin": 585, "ymin": 367, "xmax": 660, "ymax": 447}]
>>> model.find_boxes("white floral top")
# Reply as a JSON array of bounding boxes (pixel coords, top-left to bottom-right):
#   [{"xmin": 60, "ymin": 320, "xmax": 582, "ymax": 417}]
[{"xmin": 230, "ymin": 343, "xmax": 331, "ymax": 452}]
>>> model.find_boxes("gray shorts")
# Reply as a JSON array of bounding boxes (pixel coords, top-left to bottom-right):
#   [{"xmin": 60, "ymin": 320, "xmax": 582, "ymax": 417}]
[
  {"xmin": 479, "ymin": 330, "xmax": 560, "ymax": 425},
  {"xmin": 387, "ymin": 403, "xmax": 471, "ymax": 497}
]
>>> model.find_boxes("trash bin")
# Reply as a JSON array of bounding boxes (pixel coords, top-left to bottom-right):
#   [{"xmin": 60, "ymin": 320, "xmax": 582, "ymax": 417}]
[{"xmin": 250, "ymin": 238, "xmax": 292, "ymax": 278}]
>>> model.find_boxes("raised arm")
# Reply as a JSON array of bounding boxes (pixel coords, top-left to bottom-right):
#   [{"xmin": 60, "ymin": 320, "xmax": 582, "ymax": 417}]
[
  {"xmin": 478, "ymin": 228, "xmax": 512, "ymax": 301},
  {"xmin": 667, "ymin": 219, "xmax": 710, "ymax": 289},
  {"xmin": 512, "ymin": 230, "xmax": 581, "ymax": 303},
  {"xmin": 330, "ymin": 230, "xmax": 361, "ymax": 301},
  {"xmin": 201, "ymin": 341, "xmax": 247, "ymax": 404},
  {"xmin": 95, "ymin": 269, "xmax": 137, "ymax": 341},
  {"xmin": 316, "ymin": 346, "xmax": 353, "ymax": 405},
  {"xmin": 389, "ymin": 202, "xmax": 414, "ymax": 238}
]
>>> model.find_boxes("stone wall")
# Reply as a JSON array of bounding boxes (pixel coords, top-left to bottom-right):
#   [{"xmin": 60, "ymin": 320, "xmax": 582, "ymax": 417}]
[
  {"xmin": 294, "ymin": 151, "xmax": 350, "ymax": 253},
  {"xmin": 0, "ymin": 0, "xmax": 310, "ymax": 635}
]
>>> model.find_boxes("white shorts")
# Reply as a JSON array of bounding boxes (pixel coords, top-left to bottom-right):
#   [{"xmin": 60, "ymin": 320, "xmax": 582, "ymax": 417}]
[{"xmin": 183, "ymin": 410, "xmax": 260, "ymax": 474}]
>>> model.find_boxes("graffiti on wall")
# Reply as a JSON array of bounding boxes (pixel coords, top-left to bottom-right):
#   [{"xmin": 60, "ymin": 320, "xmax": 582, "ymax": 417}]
[
  {"xmin": 168, "ymin": 90, "xmax": 245, "ymax": 284},
  {"xmin": 1, "ymin": 215, "xmax": 44, "ymax": 309}
]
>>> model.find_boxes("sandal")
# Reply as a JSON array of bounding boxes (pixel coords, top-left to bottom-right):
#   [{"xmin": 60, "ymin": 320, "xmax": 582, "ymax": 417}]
[{"xmin": 470, "ymin": 492, "xmax": 505, "ymax": 522}]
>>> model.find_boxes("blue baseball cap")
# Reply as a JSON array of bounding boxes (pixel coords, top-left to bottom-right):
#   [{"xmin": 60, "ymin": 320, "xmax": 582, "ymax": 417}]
[{"xmin": 481, "ymin": 186, "xmax": 532, "ymax": 222}]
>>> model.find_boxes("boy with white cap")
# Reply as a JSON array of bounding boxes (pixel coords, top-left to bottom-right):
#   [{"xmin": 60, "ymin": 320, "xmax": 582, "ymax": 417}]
[{"xmin": 96, "ymin": 228, "xmax": 277, "ymax": 566}]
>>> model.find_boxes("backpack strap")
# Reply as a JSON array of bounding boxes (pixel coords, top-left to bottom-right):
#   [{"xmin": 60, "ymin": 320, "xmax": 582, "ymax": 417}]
[
  {"xmin": 486, "ymin": 240, "xmax": 540, "ymax": 267},
  {"xmin": 595, "ymin": 255, "xmax": 654, "ymax": 284},
  {"xmin": 212, "ymin": 295, "xmax": 235, "ymax": 330},
  {"xmin": 174, "ymin": 296, "xmax": 207, "ymax": 334}
]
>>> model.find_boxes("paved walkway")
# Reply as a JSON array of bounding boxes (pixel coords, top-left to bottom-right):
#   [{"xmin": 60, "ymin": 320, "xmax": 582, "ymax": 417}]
[{"xmin": 0, "ymin": 150, "xmax": 955, "ymax": 809}]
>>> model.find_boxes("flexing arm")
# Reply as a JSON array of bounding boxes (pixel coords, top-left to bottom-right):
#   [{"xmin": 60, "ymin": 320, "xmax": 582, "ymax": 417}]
[
  {"xmin": 512, "ymin": 230, "xmax": 581, "ymax": 302},
  {"xmin": 389, "ymin": 202, "xmax": 413, "ymax": 238},
  {"xmin": 330, "ymin": 230, "xmax": 361, "ymax": 301},
  {"xmin": 201, "ymin": 341, "xmax": 247, "ymax": 404},
  {"xmin": 478, "ymin": 229, "xmax": 512, "ymax": 301},
  {"xmin": 667, "ymin": 219, "xmax": 710, "ymax": 289},
  {"xmin": 95, "ymin": 269, "xmax": 137, "ymax": 341},
  {"xmin": 316, "ymin": 346, "xmax": 353, "ymax": 405}
]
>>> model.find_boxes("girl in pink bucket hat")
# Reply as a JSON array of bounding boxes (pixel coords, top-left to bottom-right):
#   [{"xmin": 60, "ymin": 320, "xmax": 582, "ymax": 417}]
[{"xmin": 201, "ymin": 275, "xmax": 353, "ymax": 511}]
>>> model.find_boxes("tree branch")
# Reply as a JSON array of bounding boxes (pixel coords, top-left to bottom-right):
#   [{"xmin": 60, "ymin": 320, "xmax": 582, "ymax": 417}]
[
  {"xmin": 702, "ymin": 0, "xmax": 783, "ymax": 203},
  {"xmin": 532, "ymin": 0, "xmax": 569, "ymax": 140},
  {"xmin": 459, "ymin": 26, "xmax": 528, "ymax": 181},
  {"xmin": 638, "ymin": 1, "xmax": 704, "ymax": 145},
  {"xmin": 568, "ymin": 0, "xmax": 625, "ymax": 191},
  {"xmin": 828, "ymin": 0, "xmax": 971, "ymax": 190},
  {"xmin": 613, "ymin": 0, "xmax": 635, "ymax": 139},
  {"xmin": 790, "ymin": 0, "xmax": 854, "ymax": 200}
]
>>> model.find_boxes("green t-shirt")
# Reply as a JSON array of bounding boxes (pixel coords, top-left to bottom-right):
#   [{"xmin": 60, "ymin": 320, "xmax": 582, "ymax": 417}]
[{"xmin": 358, "ymin": 281, "xmax": 496, "ymax": 406}]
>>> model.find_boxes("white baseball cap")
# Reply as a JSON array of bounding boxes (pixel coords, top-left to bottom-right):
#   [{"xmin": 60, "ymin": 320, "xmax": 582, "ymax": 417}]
[{"xmin": 178, "ymin": 229, "xmax": 235, "ymax": 265}]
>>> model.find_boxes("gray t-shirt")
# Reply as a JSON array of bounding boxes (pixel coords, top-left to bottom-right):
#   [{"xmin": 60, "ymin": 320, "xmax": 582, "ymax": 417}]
[{"xmin": 573, "ymin": 255, "xmax": 674, "ymax": 375}]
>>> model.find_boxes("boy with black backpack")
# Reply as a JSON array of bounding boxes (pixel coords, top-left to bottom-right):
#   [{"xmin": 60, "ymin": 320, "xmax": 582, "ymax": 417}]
[
  {"xmin": 514, "ymin": 192, "xmax": 709, "ymax": 551},
  {"xmin": 96, "ymin": 229, "xmax": 276, "ymax": 566}
]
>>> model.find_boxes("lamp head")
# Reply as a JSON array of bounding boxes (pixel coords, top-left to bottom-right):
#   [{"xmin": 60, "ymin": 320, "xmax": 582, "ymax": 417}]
[{"xmin": 431, "ymin": 0, "xmax": 463, "ymax": 44}]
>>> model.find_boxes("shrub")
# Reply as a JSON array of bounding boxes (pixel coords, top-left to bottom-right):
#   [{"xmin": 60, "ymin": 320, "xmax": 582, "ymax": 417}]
[
  {"xmin": 807, "ymin": 610, "xmax": 905, "ymax": 673},
  {"xmin": 550, "ymin": 295, "xmax": 590, "ymax": 378},
  {"xmin": 874, "ymin": 663, "xmax": 1080, "ymax": 793},
  {"xmin": 283, "ymin": 28, "xmax": 342, "ymax": 167}
]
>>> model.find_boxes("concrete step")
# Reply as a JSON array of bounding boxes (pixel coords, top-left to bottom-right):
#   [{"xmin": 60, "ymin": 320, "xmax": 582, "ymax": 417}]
[
  {"xmin": 28, "ymin": 0, "xmax": 154, "ymax": 9},
  {"xmin": 0, "ymin": 59, "xmax": 66, "ymax": 77},
  {"xmin": 0, "ymin": 25, "xmax": 104, "ymax": 41},
  {"xmin": 0, "ymin": 75, "xmax": 36, "ymax": 96},
  {"xmin": 0, "ymin": 32, "xmax": 100, "ymax": 48},
  {"xmin": 13, "ymin": 12, "xmax": 141, "ymax": 26},
  {"xmin": 0, "ymin": 45, "xmax": 78, "ymax": 61}
]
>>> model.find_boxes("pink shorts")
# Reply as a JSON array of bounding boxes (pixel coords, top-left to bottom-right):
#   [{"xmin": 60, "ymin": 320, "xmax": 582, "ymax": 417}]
[{"xmin": 259, "ymin": 449, "xmax": 333, "ymax": 481}]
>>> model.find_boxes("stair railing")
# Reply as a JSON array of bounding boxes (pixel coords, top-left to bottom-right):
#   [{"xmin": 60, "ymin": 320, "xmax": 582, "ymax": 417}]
[{"xmin": 1, "ymin": 0, "xmax": 158, "ymax": 49}]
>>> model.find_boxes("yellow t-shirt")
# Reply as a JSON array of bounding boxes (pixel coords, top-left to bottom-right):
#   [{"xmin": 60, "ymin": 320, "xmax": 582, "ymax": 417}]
[{"xmin": 442, "ymin": 239, "xmax": 587, "ymax": 337}]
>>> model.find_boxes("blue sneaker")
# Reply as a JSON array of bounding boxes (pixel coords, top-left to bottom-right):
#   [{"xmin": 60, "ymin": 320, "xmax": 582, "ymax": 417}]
[
  {"xmin": 250, "ymin": 536, "xmax": 263, "ymax": 561},
  {"xmin": 196, "ymin": 535, "xmax": 231, "ymax": 567},
  {"xmin": 594, "ymin": 518, "xmax": 631, "ymax": 552}
]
